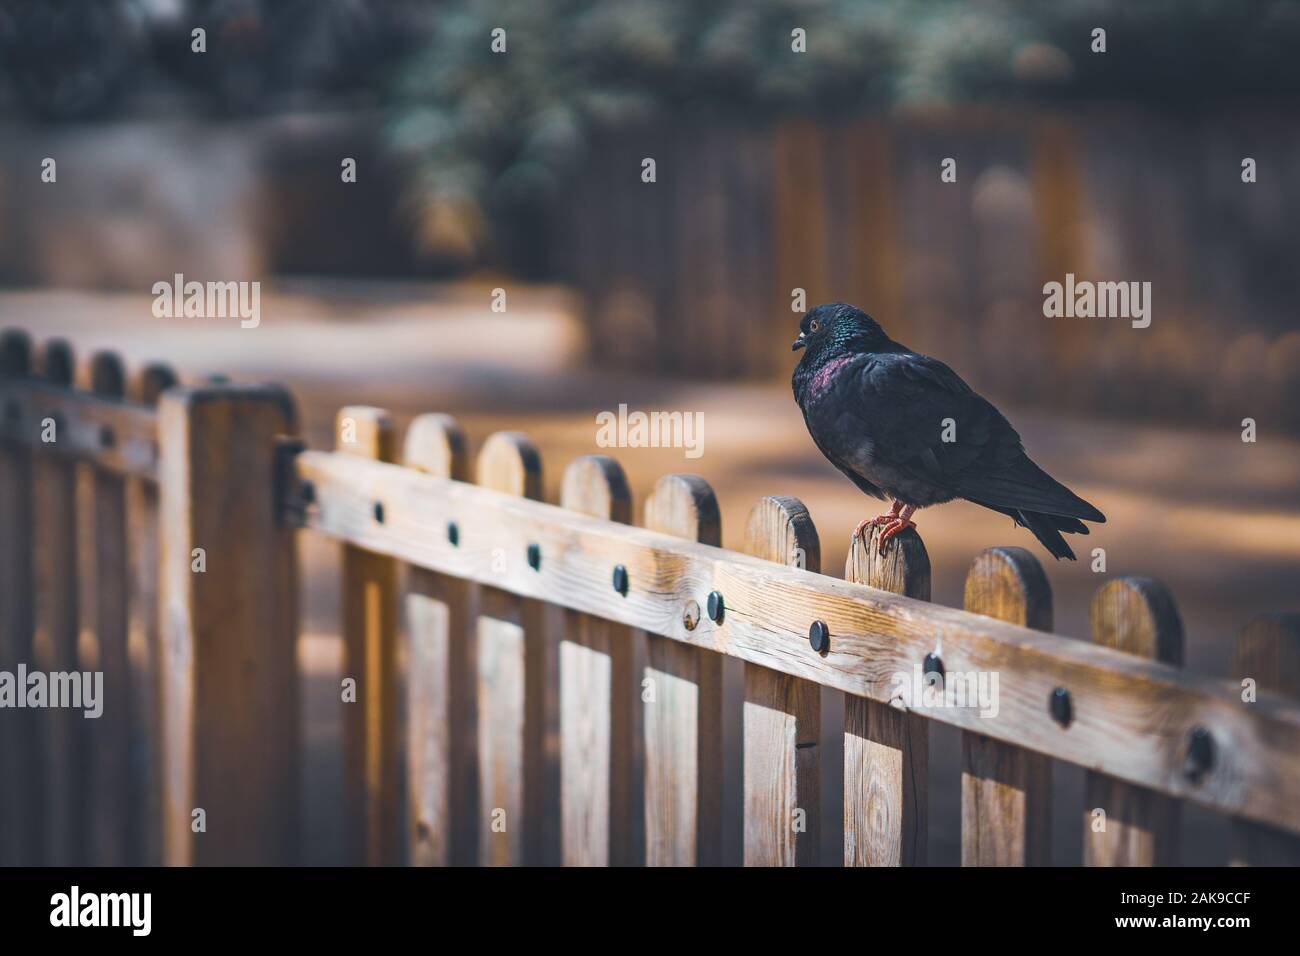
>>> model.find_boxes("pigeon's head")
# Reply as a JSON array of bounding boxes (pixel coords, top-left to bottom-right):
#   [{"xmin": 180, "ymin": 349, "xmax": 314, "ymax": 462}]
[{"xmin": 792, "ymin": 303, "xmax": 889, "ymax": 359}]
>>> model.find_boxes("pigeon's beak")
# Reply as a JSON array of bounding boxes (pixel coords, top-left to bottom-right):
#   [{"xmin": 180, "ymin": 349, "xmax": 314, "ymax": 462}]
[{"xmin": 792, "ymin": 332, "xmax": 806, "ymax": 351}]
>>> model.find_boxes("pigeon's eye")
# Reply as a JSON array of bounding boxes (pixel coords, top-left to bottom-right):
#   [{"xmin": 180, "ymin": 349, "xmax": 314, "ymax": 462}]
[{"xmin": 809, "ymin": 319, "xmax": 820, "ymax": 333}]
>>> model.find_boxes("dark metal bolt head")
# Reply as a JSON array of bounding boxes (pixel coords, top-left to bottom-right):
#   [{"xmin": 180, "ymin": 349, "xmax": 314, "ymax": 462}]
[
  {"xmin": 372, "ymin": 501, "xmax": 385, "ymax": 524},
  {"xmin": 1184, "ymin": 726, "xmax": 1214, "ymax": 781},
  {"xmin": 446, "ymin": 521, "xmax": 459, "ymax": 547},
  {"xmin": 923, "ymin": 652, "xmax": 944, "ymax": 688},
  {"xmin": 1049, "ymin": 687, "xmax": 1072, "ymax": 727},
  {"xmin": 527, "ymin": 542, "xmax": 541, "ymax": 571},
  {"xmin": 706, "ymin": 590, "xmax": 725, "ymax": 623},
  {"xmin": 809, "ymin": 620, "xmax": 830, "ymax": 655},
  {"xmin": 612, "ymin": 564, "xmax": 629, "ymax": 596}
]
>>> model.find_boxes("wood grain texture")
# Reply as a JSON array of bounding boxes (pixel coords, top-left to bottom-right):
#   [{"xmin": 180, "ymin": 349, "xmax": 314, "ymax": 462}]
[
  {"xmin": 0, "ymin": 330, "xmax": 37, "ymax": 864},
  {"xmin": 742, "ymin": 496, "xmax": 820, "ymax": 866},
  {"xmin": 475, "ymin": 431, "xmax": 552, "ymax": 865},
  {"xmin": 559, "ymin": 454, "xmax": 640, "ymax": 866},
  {"xmin": 32, "ymin": 339, "xmax": 83, "ymax": 864},
  {"xmin": 290, "ymin": 450, "xmax": 1300, "ymax": 836},
  {"xmin": 961, "ymin": 547, "xmax": 1052, "ymax": 866},
  {"xmin": 1084, "ymin": 577, "xmax": 1184, "ymax": 866},
  {"xmin": 83, "ymin": 351, "xmax": 131, "ymax": 865},
  {"xmin": 844, "ymin": 524, "xmax": 929, "ymax": 866},
  {"xmin": 1231, "ymin": 613, "xmax": 1300, "ymax": 865},
  {"xmin": 337, "ymin": 406, "xmax": 400, "ymax": 865},
  {"xmin": 158, "ymin": 384, "xmax": 298, "ymax": 865},
  {"xmin": 642, "ymin": 474, "xmax": 724, "ymax": 866},
  {"xmin": 403, "ymin": 413, "xmax": 477, "ymax": 866},
  {"xmin": 126, "ymin": 362, "xmax": 175, "ymax": 866}
]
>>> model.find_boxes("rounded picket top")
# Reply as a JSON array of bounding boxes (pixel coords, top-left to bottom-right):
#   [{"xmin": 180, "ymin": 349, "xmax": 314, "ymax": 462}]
[
  {"xmin": 561, "ymin": 454, "xmax": 631, "ymax": 523},
  {"xmin": 476, "ymin": 431, "xmax": 542, "ymax": 500},
  {"xmin": 963, "ymin": 546, "xmax": 1052, "ymax": 631},
  {"xmin": 41, "ymin": 338, "xmax": 74, "ymax": 385},
  {"xmin": 1089, "ymin": 577, "xmax": 1184, "ymax": 665},
  {"xmin": 404, "ymin": 413, "xmax": 468, "ymax": 481},
  {"xmin": 744, "ymin": 495, "xmax": 820, "ymax": 574},
  {"xmin": 0, "ymin": 329, "xmax": 32, "ymax": 376},
  {"xmin": 847, "ymin": 524, "xmax": 928, "ymax": 599},
  {"xmin": 335, "ymin": 405, "xmax": 396, "ymax": 462},
  {"xmin": 136, "ymin": 362, "xmax": 178, "ymax": 405},
  {"xmin": 89, "ymin": 350, "xmax": 126, "ymax": 397},
  {"xmin": 643, "ymin": 473, "xmax": 720, "ymax": 544}
]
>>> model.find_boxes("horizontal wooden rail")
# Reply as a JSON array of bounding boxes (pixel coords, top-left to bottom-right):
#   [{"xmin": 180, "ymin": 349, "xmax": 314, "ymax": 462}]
[
  {"xmin": 289, "ymin": 447, "xmax": 1300, "ymax": 836},
  {"xmin": 0, "ymin": 379, "xmax": 159, "ymax": 480}
]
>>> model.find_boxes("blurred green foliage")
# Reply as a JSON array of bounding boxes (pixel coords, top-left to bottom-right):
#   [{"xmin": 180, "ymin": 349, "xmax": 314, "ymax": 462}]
[{"xmin": 389, "ymin": 0, "xmax": 1300, "ymax": 259}]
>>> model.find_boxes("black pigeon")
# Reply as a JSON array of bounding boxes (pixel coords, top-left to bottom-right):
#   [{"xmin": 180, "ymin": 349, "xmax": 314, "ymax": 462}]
[{"xmin": 791, "ymin": 303, "xmax": 1105, "ymax": 560}]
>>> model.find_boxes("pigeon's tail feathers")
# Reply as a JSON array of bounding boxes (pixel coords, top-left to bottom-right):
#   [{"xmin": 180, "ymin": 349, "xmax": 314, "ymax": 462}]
[
  {"xmin": 1014, "ymin": 509, "xmax": 1079, "ymax": 561},
  {"xmin": 960, "ymin": 458, "xmax": 1106, "ymax": 524},
  {"xmin": 1047, "ymin": 513, "xmax": 1090, "ymax": 535},
  {"xmin": 989, "ymin": 506, "xmax": 1086, "ymax": 561}
]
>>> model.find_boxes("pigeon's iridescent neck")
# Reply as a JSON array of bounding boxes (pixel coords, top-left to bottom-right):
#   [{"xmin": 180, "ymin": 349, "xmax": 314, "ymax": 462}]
[{"xmin": 810, "ymin": 353, "xmax": 854, "ymax": 397}]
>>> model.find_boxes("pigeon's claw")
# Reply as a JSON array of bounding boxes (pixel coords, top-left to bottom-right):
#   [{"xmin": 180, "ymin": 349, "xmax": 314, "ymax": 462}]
[
  {"xmin": 875, "ymin": 504, "xmax": 918, "ymax": 554},
  {"xmin": 854, "ymin": 501, "xmax": 918, "ymax": 550},
  {"xmin": 876, "ymin": 517, "xmax": 917, "ymax": 553},
  {"xmin": 853, "ymin": 500, "xmax": 905, "ymax": 543}
]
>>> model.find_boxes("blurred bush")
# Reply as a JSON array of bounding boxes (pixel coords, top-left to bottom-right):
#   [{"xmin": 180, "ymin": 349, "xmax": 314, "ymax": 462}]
[
  {"xmin": 388, "ymin": 0, "xmax": 1300, "ymax": 262},
  {"xmin": 0, "ymin": 0, "xmax": 432, "ymax": 119}
]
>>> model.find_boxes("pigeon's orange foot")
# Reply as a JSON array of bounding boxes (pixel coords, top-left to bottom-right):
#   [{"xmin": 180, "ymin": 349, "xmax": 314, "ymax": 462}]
[
  {"xmin": 853, "ymin": 501, "xmax": 909, "ymax": 545},
  {"xmin": 876, "ymin": 517, "xmax": 917, "ymax": 553},
  {"xmin": 854, "ymin": 511, "xmax": 897, "ymax": 542},
  {"xmin": 874, "ymin": 503, "xmax": 918, "ymax": 554}
]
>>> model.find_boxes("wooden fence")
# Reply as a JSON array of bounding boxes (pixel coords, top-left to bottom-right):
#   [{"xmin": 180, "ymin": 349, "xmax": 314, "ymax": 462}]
[{"xmin": 2, "ymin": 327, "xmax": 1299, "ymax": 867}]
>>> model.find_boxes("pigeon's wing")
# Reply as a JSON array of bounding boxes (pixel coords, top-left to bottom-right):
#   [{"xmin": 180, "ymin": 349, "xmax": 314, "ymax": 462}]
[
  {"xmin": 830, "ymin": 352, "xmax": 1104, "ymax": 522},
  {"xmin": 957, "ymin": 458, "xmax": 1106, "ymax": 522},
  {"xmin": 821, "ymin": 351, "xmax": 999, "ymax": 500}
]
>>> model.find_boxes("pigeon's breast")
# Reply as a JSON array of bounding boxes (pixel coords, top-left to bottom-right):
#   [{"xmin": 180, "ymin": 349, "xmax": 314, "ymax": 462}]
[{"xmin": 808, "ymin": 353, "xmax": 855, "ymax": 400}]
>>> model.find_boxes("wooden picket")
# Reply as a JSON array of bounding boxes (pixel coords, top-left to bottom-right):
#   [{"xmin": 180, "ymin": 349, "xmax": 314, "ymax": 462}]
[
  {"xmin": 960, "ymin": 548, "xmax": 1054, "ymax": 866},
  {"xmin": 3, "ymin": 327, "xmax": 1300, "ymax": 869},
  {"xmin": 741, "ymin": 495, "xmax": 821, "ymax": 866},
  {"xmin": 474, "ymin": 431, "xmax": 552, "ymax": 865},
  {"xmin": 335, "ymin": 407, "xmax": 400, "ymax": 865},
  {"xmin": 1083, "ymin": 578, "xmax": 1185, "ymax": 866},
  {"xmin": 33, "ymin": 339, "xmax": 83, "ymax": 865},
  {"xmin": 127, "ymin": 361, "xmax": 176, "ymax": 867},
  {"xmin": 83, "ymin": 351, "xmax": 130, "ymax": 865},
  {"xmin": 559, "ymin": 455, "xmax": 640, "ymax": 866},
  {"xmin": 843, "ymin": 525, "xmax": 930, "ymax": 866},
  {"xmin": 0, "ymin": 330, "xmax": 36, "ymax": 866},
  {"xmin": 403, "ymin": 414, "xmax": 477, "ymax": 866},
  {"xmin": 640, "ymin": 475, "xmax": 724, "ymax": 866}
]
